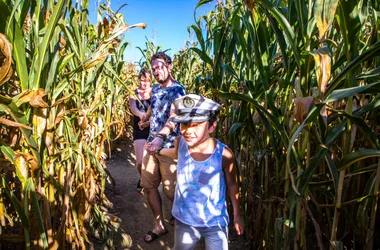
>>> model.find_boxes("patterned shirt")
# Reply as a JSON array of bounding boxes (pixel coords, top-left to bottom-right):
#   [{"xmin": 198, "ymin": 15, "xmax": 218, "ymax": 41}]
[
  {"xmin": 148, "ymin": 82, "xmax": 186, "ymax": 147},
  {"xmin": 172, "ymin": 137, "xmax": 229, "ymax": 227}
]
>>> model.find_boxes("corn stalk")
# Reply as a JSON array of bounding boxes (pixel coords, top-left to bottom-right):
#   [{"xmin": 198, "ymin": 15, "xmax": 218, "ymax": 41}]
[
  {"xmin": 0, "ymin": 0, "xmax": 145, "ymax": 248},
  {"xmin": 186, "ymin": 0, "xmax": 380, "ymax": 249}
]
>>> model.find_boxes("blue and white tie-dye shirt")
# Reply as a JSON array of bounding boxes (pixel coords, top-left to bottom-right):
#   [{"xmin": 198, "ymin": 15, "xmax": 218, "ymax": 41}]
[
  {"xmin": 172, "ymin": 137, "xmax": 229, "ymax": 227},
  {"xmin": 148, "ymin": 81, "xmax": 186, "ymax": 147}
]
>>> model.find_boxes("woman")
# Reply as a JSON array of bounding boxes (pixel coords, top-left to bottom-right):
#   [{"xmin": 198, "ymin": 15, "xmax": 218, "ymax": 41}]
[{"xmin": 129, "ymin": 68, "xmax": 152, "ymax": 191}]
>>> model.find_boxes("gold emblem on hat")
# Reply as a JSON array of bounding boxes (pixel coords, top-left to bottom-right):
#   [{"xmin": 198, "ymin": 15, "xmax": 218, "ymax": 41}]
[{"xmin": 183, "ymin": 97, "xmax": 195, "ymax": 108}]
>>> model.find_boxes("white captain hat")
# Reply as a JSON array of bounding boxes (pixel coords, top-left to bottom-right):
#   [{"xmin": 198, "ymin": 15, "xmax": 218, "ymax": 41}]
[{"xmin": 171, "ymin": 94, "xmax": 222, "ymax": 123}]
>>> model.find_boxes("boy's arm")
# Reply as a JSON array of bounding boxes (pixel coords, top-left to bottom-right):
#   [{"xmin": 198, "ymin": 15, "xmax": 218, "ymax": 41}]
[
  {"xmin": 223, "ymin": 147, "xmax": 244, "ymax": 236},
  {"xmin": 157, "ymin": 136, "xmax": 180, "ymax": 159}
]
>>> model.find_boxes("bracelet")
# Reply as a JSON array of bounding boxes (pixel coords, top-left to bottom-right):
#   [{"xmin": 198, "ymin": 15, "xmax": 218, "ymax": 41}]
[
  {"xmin": 157, "ymin": 147, "xmax": 163, "ymax": 156},
  {"xmin": 156, "ymin": 133, "xmax": 167, "ymax": 141}
]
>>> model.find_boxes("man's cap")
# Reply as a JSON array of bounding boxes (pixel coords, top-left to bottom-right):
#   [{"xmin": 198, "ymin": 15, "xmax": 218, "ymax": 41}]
[{"xmin": 171, "ymin": 94, "xmax": 222, "ymax": 123}]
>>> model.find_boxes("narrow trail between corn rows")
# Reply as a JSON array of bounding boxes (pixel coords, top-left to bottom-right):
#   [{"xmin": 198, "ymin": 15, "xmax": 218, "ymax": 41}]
[{"xmin": 104, "ymin": 133, "xmax": 248, "ymax": 250}]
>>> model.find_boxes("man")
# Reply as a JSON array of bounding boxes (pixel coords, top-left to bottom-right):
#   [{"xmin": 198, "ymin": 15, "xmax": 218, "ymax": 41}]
[{"xmin": 139, "ymin": 52, "xmax": 186, "ymax": 243}]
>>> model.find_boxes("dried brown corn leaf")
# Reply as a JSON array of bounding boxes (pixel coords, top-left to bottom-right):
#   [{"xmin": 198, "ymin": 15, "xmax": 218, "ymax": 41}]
[
  {"xmin": 0, "ymin": 33, "xmax": 13, "ymax": 86},
  {"xmin": 30, "ymin": 88, "xmax": 49, "ymax": 108},
  {"xmin": 0, "ymin": 117, "xmax": 32, "ymax": 130}
]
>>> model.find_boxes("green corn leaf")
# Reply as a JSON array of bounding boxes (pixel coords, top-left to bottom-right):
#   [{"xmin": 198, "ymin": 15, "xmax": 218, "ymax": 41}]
[
  {"xmin": 228, "ymin": 122, "xmax": 243, "ymax": 142},
  {"xmin": 372, "ymin": 0, "xmax": 380, "ymax": 11},
  {"xmin": 299, "ymin": 147, "xmax": 329, "ymax": 196},
  {"xmin": 189, "ymin": 24, "xmax": 206, "ymax": 53},
  {"xmin": 0, "ymin": 94, "xmax": 40, "ymax": 165},
  {"xmin": 68, "ymin": 2, "xmax": 83, "ymax": 61},
  {"xmin": 356, "ymin": 66, "xmax": 380, "ymax": 80},
  {"xmin": 190, "ymin": 47, "xmax": 213, "ymax": 66},
  {"xmin": 195, "ymin": 0, "xmax": 214, "ymax": 11},
  {"xmin": 45, "ymin": 50, "xmax": 63, "ymax": 93},
  {"xmin": 103, "ymin": 62, "xmax": 135, "ymax": 97},
  {"xmin": 333, "ymin": 110, "xmax": 380, "ymax": 149},
  {"xmin": 31, "ymin": 0, "xmax": 67, "ymax": 89},
  {"xmin": 325, "ymin": 40, "xmax": 380, "ymax": 97},
  {"xmin": 24, "ymin": 179, "xmax": 48, "ymax": 249},
  {"xmin": 324, "ymin": 82, "xmax": 380, "ymax": 103},
  {"xmin": 0, "ymin": 0, "xmax": 9, "ymax": 32},
  {"xmin": 325, "ymin": 151, "xmax": 339, "ymax": 195},
  {"xmin": 357, "ymin": 173, "xmax": 376, "ymax": 217},
  {"xmin": 244, "ymin": 10, "xmax": 270, "ymax": 91},
  {"xmin": 337, "ymin": 149, "xmax": 380, "ymax": 171},
  {"xmin": 275, "ymin": 217, "xmax": 286, "ymax": 250},
  {"xmin": 214, "ymin": 91, "xmax": 286, "ymax": 138},
  {"xmin": 117, "ymin": 42, "xmax": 129, "ymax": 62},
  {"xmin": 314, "ymin": 0, "xmax": 339, "ymax": 39},
  {"xmin": 6, "ymin": 11, "xmax": 29, "ymax": 90},
  {"xmin": 1, "ymin": 175, "xmax": 30, "ymax": 249},
  {"xmin": 0, "ymin": 141, "xmax": 15, "ymax": 163},
  {"xmin": 58, "ymin": 53, "xmax": 76, "ymax": 73},
  {"xmin": 328, "ymin": 98, "xmax": 380, "ymax": 124},
  {"xmin": 266, "ymin": 11, "xmax": 289, "ymax": 70},
  {"xmin": 348, "ymin": 164, "xmax": 379, "ymax": 176},
  {"xmin": 18, "ymin": 0, "xmax": 31, "ymax": 27},
  {"xmin": 52, "ymin": 78, "xmax": 70, "ymax": 100},
  {"xmin": 257, "ymin": 0, "xmax": 300, "ymax": 68},
  {"xmin": 59, "ymin": 24, "xmax": 81, "ymax": 61},
  {"xmin": 5, "ymin": 0, "xmax": 23, "ymax": 34}
]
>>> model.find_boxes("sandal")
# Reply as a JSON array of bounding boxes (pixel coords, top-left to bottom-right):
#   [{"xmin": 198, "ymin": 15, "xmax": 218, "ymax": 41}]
[
  {"xmin": 144, "ymin": 230, "xmax": 168, "ymax": 243},
  {"xmin": 136, "ymin": 180, "xmax": 143, "ymax": 192}
]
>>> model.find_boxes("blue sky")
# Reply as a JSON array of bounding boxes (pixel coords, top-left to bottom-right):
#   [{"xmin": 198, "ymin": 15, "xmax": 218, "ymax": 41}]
[{"xmin": 88, "ymin": 0, "xmax": 216, "ymax": 63}]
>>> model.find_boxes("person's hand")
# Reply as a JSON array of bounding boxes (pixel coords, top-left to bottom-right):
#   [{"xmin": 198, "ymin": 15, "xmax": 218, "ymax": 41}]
[
  {"xmin": 233, "ymin": 214, "xmax": 244, "ymax": 236},
  {"xmin": 138, "ymin": 120, "xmax": 144, "ymax": 127},
  {"xmin": 139, "ymin": 121, "xmax": 149, "ymax": 130},
  {"xmin": 147, "ymin": 137, "xmax": 164, "ymax": 155},
  {"xmin": 139, "ymin": 113, "xmax": 146, "ymax": 121},
  {"xmin": 140, "ymin": 114, "xmax": 149, "ymax": 122}
]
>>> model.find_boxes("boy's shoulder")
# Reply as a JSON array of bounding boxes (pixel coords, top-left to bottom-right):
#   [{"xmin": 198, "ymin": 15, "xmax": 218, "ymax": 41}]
[
  {"xmin": 210, "ymin": 139, "xmax": 235, "ymax": 168},
  {"xmin": 208, "ymin": 138, "xmax": 231, "ymax": 158},
  {"xmin": 220, "ymin": 143, "xmax": 235, "ymax": 163}
]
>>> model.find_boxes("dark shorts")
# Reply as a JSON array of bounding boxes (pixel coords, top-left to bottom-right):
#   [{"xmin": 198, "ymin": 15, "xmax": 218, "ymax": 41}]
[{"xmin": 133, "ymin": 127, "xmax": 149, "ymax": 141}]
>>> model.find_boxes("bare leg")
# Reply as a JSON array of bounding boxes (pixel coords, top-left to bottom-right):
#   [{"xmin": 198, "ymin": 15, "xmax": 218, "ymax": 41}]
[
  {"xmin": 134, "ymin": 139, "xmax": 146, "ymax": 190},
  {"xmin": 145, "ymin": 187, "xmax": 167, "ymax": 241},
  {"xmin": 141, "ymin": 151, "xmax": 168, "ymax": 241},
  {"xmin": 134, "ymin": 139, "xmax": 147, "ymax": 173}
]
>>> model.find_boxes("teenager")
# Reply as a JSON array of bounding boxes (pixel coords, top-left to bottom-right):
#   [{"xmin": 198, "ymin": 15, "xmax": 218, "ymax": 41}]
[{"xmin": 129, "ymin": 68, "xmax": 152, "ymax": 191}]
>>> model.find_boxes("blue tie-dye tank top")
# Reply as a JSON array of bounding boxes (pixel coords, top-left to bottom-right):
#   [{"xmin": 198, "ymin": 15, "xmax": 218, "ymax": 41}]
[{"xmin": 172, "ymin": 137, "xmax": 229, "ymax": 227}]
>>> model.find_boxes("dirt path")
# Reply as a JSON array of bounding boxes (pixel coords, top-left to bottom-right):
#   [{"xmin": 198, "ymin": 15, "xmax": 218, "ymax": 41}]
[{"xmin": 104, "ymin": 134, "xmax": 248, "ymax": 250}]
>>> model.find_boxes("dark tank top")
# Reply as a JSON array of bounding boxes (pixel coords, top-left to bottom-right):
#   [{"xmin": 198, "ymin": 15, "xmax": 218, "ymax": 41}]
[{"xmin": 133, "ymin": 89, "xmax": 151, "ymax": 131}]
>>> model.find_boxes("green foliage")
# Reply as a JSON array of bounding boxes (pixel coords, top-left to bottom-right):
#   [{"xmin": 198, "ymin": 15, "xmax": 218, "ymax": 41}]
[
  {"xmin": 0, "ymin": 0, "xmax": 145, "ymax": 248},
  {"xmin": 185, "ymin": 0, "xmax": 380, "ymax": 249}
]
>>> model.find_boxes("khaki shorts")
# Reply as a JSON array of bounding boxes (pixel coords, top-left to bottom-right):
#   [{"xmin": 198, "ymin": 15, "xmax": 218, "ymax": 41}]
[{"xmin": 140, "ymin": 149, "xmax": 177, "ymax": 201}]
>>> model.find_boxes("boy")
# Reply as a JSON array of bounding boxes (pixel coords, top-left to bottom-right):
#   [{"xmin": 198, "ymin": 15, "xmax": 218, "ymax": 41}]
[{"xmin": 157, "ymin": 94, "xmax": 244, "ymax": 250}]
